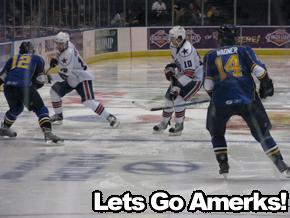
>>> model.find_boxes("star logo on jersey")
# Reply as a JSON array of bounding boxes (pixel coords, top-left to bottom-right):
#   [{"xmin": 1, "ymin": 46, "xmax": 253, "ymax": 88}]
[
  {"xmin": 61, "ymin": 58, "xmax": 67, "ymax": 64},
  {"xmin": 181, "ymin": 48, "xmax": 188, "ymax": 55}
]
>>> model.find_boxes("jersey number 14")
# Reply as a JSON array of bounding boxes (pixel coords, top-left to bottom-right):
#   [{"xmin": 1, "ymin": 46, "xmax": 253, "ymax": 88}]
[{"xmin": 215, "ymin": 54, "xmax": 242, "ymax": 80}]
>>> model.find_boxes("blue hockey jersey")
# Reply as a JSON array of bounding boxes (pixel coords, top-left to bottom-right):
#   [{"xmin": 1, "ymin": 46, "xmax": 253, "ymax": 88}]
[
  {"xmin": 204, "ymin": 45, "xmax": 265, "ymax": 107},
  {"xmin": 1, "ymin": 54, "xmax": 45, "ymax": 87}
]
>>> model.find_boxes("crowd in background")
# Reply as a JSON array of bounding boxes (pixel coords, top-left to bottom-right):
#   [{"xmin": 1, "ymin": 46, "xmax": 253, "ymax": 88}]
[{"xmin": 0, "ymin": 0, "xmax": 290, "ymax": 42}]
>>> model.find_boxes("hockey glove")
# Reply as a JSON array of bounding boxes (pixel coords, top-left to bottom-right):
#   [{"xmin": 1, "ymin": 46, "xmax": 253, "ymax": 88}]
[
  {"xmin": 50, "ymin": 58, "xmax": 58, "ymax": 68},
  {"xmin": 164, "ymin": 63, "xmax": 177, "ymax": 81},
  {"xmin": 169, "ymin": 86, "xmax": 181, "ymax": 100},
  {"xmin": 164, "ymin": 67, "xmax": 175, "ymax": 81},
  {"xmin": 259, "ymin": 77, "xmax": 274, "ymax": 99},
  {"xmin": 165, "ymin": 63, "xmax": 178, "ymax": 69}
]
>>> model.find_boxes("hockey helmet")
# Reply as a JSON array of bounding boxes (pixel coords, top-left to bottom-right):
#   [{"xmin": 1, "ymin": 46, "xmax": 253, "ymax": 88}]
[
  {"xmin": 19, "ymin": 41, "xmax": 35, "ymax": 54},
  {"xmin": 55, "ymin": 32, "xmax": 70, "ymax": 52},
  {"xmin": 55, "ymin": 31, "xmax": 70, "ymax": 43},
  {"xmin": 169, "ymin": 26, "xmax": 186, "ymax": 47},
  {"xmin": 218, "ymin": 24, "xmax": 238, "ymax": 46}
]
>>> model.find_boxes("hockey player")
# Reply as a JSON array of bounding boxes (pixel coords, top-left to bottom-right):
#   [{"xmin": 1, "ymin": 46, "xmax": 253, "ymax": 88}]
[
  {"xmin": 49, "ymin": 32, "xmax": 119, "ymax": 128},
  {"xmin": 204, "ymin": 24, "xmax": 290, "ymax": 177},
  {"xmin": 0, "ymin": 42, "xmax": 63, "ymax": 143},
  {"xmin": 153, "ymin": 26, "xmax": 203, "ymax": 136}
]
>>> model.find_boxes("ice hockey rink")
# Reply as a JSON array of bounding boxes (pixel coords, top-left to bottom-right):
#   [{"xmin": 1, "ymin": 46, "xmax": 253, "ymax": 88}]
[{"xmin": 0, "ymin": 55, "xmax": 290, "ymax": 218}]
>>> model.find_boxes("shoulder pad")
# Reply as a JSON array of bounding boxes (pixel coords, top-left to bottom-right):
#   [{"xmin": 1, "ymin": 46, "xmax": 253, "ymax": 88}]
[
  {"xmin": 242, "ymin": 46, "xmax": 254, "ymax": 54},
  {"xmin": 179, "ymin": 41, "xmax": 193, "ymax": 57},
  {"xmin": 62, "ymin": 47, "xmax": 74, "ymax": 58},
  {"xmin": 206, "ymin": 49, "xmax": 216, "ymax": 56},
  {"xmin": 34, "ymin": 54, "xmax": 45, "ymax": 63},
  {"xmin": 59, "ymin": 48, "xmax": 73, "ymax": 66},
  {"xmin": 203, "ymin": 49, "xmax": 216, "ymax": 60}
]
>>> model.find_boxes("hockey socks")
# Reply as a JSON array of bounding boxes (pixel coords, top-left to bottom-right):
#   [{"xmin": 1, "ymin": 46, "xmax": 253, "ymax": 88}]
[
  {"xmin": 266, "ymin": 146, "xmax": 289, "ymax": 173},
  {"xmin": 3, "ymin": 111, "xmax": 17, "ymax": 129}
]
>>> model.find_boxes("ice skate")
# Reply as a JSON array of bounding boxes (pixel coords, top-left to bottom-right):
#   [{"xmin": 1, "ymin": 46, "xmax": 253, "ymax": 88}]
[
  {"xmin": 50, "ymin": 113, "xmax": 63, "ymax": 125},
  {"xmin": 43, "ymin": 128, "xmax": 64, "ymax": 144},
  {"xmin": 153, "ymin": 121, "xmax": 169, "ymax": 134},
  {"xmin": 216, "ymin": 153, "xmax": 229, "ymax": 176},
  {"xmin": 0, "ymin": 123, "xmax": 17, "ymax": 138},
  {"xmin": 274, "ymin": 158, "xmax": 288, "ymax": 172},
  {"xmin": 281, "ymin": 168, "xmax": 290, "ymax": 178},
  {"xmin": 107, "ymin": 114, "xmax": 120, "ymax": 128},
  {"xmin": 219, "ymin": 162, "xmax": 229, "ymax": 176},
  {"xmin": 273, "ymin": 158, "xmax": 290, "ymax": 178},
  {"xmin": 169, "ymin": 122, "xmax": 183, "ymax": 136}
]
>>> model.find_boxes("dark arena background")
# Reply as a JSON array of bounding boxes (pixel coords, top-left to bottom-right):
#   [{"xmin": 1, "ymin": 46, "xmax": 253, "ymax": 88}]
[{"xmin": 0, "ymin": 0, "xmax": 290, "ymax": 217}]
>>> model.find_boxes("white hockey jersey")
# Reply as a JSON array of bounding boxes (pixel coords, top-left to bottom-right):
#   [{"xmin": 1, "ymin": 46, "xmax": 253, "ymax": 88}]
[
  {"xmin": 170, "ymin": 40, "xmax": 203, "ymax": 86},
  {"xmin": 56, "ymin": 42, "xmax": 93, "ymax": 88}
]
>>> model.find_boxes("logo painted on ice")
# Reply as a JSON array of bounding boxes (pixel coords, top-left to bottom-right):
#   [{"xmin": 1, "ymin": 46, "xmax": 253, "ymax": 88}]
[
  {"xmin": 186, "ymin": 29, "xmax": 201, "ymax": 44},
  {"xmin": 123, "ymin": 160, "xmax": 199, "ymax": 175},
  {"xmin": 265, "ymin": 29, "xmax": 290, "ymax": 46},
  {"xmin": 150, "ymin": 30, "xmax": 169, "ymax": 48}
]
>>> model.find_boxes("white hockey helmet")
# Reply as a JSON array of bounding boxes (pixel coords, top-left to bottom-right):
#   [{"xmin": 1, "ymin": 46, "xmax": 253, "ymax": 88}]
[
  {"xmin": 169, "ymin": 26, "xmax": 186, "ymax": 42},
  {"xmin": 55, "ymin": 32, "xmax": 70, "ymax": 44}
]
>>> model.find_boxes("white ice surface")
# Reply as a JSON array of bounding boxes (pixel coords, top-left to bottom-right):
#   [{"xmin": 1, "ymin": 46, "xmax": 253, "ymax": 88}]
[{"xmin": 0, "ymin": 56, "xmax": 290, "ymax": 217}]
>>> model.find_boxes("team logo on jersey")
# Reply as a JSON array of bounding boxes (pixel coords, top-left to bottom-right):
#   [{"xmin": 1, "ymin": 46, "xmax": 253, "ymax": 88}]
[
  {"xmin": 265, "ymin": 29, "xmax": 290, "ymax": 47},
  {"xmin": 61, "ymin": 58, "xmax": 67, "ymax": 64},
  {"xmin": 186, "ymin": 29, "xmax": 201, "ymax": 44},
  {"xmin": 150, "ymin": 30, "xmax": 169, "ymax": 48}
]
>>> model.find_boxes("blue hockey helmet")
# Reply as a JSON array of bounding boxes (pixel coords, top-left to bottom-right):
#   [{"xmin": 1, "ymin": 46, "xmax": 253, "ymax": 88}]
[
  {"xmin": 19, "ymin": 41, "xmax": 35, "ymax": 54},
  {"xmin": 218, "ymin": 24, "xmax": 238, "ymax": 46}
]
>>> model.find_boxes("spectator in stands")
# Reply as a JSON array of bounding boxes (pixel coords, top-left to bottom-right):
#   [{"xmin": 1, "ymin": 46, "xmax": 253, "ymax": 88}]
[
  {"xmin": 189, "ymin": 1, "xmax": 202, "ymax": 24},
  {"xmin": 126, "ymin": 8, "xmax": 142, "ymax": 26},
  {"xmin": 173, "ymin": 3, "xmax": 184, "ymax": 25},
  {"xmin": 174, "ymin": 1, "xmax": 201, "ymax": 26},
  {"xmin": 151, "ymin": 0, "xmax": 167, "ymax": 25},
  {"xmin": 182, "ymin": 2, "xmax": 201, "ymax": 26},
  {"xmin": 206, "ymin": 5, "xmax": 220, "ymax": 25},
  {"xmin": 111, "ymin": 12, "xmax": 126, "ymax": 27},
  {"xmin": 152, "ymin": 0, "xmax": 167, "ymax": 14}
]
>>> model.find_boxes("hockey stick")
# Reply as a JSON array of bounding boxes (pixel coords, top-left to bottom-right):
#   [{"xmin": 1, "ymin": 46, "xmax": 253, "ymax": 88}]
[
  {"xmin": 44, "ymin": 67, "xmax": 53, "ymax": 84},
  {"xmin": 132, "ymin": 99, "xmax": 210, "ymax": 111},
  {"xmin": 45, "ymin": 66, "xmax": 53, "ymax": 74},
  {"xmin": 169, "ymin": 76, "xmax": 177, "ymax": 115},
  {"xmin": 150, "ymin": 99, "xmax": 210, "ymax": 111}
]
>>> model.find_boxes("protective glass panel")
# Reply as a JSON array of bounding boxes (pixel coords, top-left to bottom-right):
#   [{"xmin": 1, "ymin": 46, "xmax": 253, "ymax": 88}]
[
  {"xmin": 148, "ymin": 0, "xmax": 172, "ymax": 26},
  {"xmin": 110, "ymin": 0, "xmax": 125, "ymax": 27},
  {"xmin": 237, "ymin": 0, "xmax": 268, "ymax": 25},
  {"xmin": 271, "ymin": 0, "xmax": 290, "ymax": 25},
  {"xmin": 204, "ymin": 0, "xmax": 234, "ymax": 25},
  {"xmin": 100, "ymin": 0, "xmax": 109, "ymax": 27},
  {"xmin": 174, "ymin": 0, "xmax": 202, "ymax": 26},
  {"xmin": 126, "ymin": 0, "xmax": 145, "ymax": 26}
]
